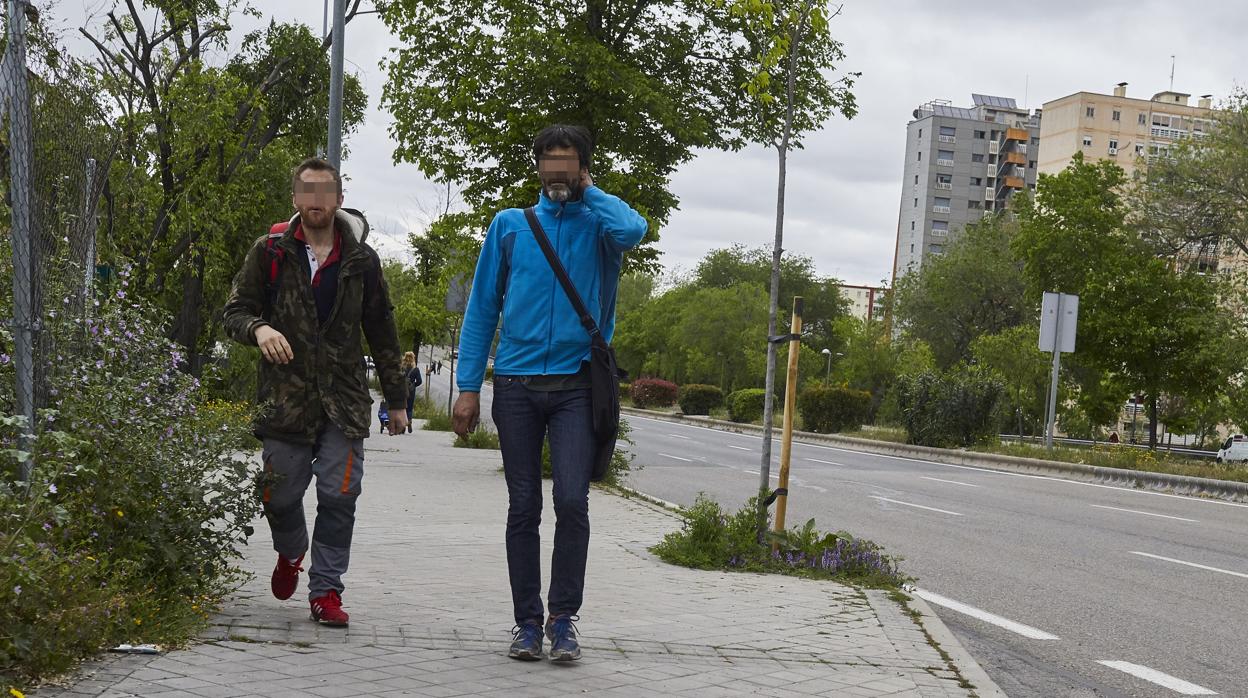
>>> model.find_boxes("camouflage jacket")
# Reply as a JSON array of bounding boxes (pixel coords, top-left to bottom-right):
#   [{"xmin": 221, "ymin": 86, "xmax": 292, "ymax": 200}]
[{"xmin": 223, "ymin": 209, "xmax": 406, "ymax": 443}]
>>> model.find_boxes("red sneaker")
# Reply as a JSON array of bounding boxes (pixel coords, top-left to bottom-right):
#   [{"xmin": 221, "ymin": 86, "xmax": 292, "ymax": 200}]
[
  {"xmin": 270, "ymin": 553, "xmax": 304, "ymax": 600},
  {"xmin": 310, "ymin": 591, "xmax": 349, "ymax": 626}
]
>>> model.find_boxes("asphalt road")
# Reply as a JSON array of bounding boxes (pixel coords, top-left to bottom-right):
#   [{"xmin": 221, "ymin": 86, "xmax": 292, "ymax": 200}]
[{"xmin": 422, "ymin": 359, "xmax": 1247, "ymax": 697}]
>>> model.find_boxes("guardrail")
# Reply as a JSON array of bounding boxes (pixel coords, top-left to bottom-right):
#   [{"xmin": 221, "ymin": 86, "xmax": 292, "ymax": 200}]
[{"xmin": 998, "ymin": 434, "xmax": 1218, "ymax": 460}]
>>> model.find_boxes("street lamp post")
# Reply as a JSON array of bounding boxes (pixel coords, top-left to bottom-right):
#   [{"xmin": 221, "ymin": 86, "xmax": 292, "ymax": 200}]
[{"xmin": 821, "ymin": 348, "xmax": 832, "ymax": 386}]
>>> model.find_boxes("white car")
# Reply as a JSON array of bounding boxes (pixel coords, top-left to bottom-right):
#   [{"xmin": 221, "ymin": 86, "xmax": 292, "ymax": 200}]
[{"xmin": 1216, "ymin": 435, "xmax": 1248, "ymax": 463}]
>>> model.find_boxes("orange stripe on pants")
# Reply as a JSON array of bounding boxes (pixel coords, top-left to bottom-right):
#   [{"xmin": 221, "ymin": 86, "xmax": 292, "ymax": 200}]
[{"xmin": 341, "ymin": 449, "xmax": 354, "ymax": 494}]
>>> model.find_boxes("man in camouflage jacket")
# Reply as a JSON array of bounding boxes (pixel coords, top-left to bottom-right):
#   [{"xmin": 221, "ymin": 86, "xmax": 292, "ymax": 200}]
[{"xmin": 223, "ymin": 157, "xmax": 407, "ymax": 627}]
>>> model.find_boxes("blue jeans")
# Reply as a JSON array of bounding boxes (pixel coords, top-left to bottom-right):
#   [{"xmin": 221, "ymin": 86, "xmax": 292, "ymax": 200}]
[{"xmin": 492, "ymin": 377, "xmax": 594, "ymax": 625}]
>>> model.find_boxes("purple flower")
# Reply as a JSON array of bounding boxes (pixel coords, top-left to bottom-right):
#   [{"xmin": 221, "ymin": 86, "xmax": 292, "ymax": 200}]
[
  {"xmin": 43, "ymin": 522, "xmax": 52, "ymax": 531},
  {"xmin": 0, "ymin": 354, "xmax": 9, "ymax": 365},
  {"xmin": 13, "ymin": 585, "xmax": 20, "ymax": 596},
  {"xmin": 48, "ymin": 484, "xmax": 57, "ymax": 494}
]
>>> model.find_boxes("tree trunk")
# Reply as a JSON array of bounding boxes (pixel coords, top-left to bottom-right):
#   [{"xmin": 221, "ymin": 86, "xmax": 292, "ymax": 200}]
[
  {"xmin": 170, "ymin": 249, "xmax": 206, "ymax": 375},
  {"xmin": 1148, "ymin": 393, "xmax": 1159, "ymax": 450}
]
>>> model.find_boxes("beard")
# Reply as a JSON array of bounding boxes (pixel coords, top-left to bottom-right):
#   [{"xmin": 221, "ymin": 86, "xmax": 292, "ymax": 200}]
[
  {"xmin": 300, "ymin": 206, "xmax": 335, "ymax": 229},
  {"xmin": 543, "ymin": 180, "xmax": 581, "ymax": 203}
]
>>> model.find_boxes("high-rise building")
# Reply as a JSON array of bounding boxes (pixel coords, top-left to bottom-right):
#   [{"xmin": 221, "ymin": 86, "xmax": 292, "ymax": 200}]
[
  {"xmin": 838, "ymin": 284, "xmax": 888, "ymax": 322},
  {"xmin": 1037, "ymin": 83, "xmax": 1215, "ymax": 179},
  {"xmin": 891, "ymin": 94, "xmax": 1041, "ymax": 284}
]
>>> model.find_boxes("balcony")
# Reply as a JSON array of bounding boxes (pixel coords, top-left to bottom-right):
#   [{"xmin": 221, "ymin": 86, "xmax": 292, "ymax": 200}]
[
  {"xmin": 1151, "ymin": 127, "xmax": 1188, "ymax": 140},
  {"xmin": 932, "ymin": 205, "xmax": 951, "ymax": 214},
  {"xmin": 1005, "ymin": 127, "xmax": 1029, "ymax": 142},
  {"xmin": 939, "ymin": 135, "xmax": 957, "ymax": 143},
  {"xmin": 988, "ymin": 141, "xmax": 999, "ymax": 154},
  {"xmin": 1004, "ymin": 151, "xmax": 1026, "ymax": 166},
  {"xmin": 985, "ymin": 187, "xmax": 994, "ymax": 199},
  {"xmin": 936, "ymin": 158, "xmax": 955, "ymax": 167},
  {"xmin": 935, "ymin": 182, "xmax": 952, "ymax": 190},
  {"xmin": 1004, "ymin": 176, "xmax": 1025, "ymax": 189}
]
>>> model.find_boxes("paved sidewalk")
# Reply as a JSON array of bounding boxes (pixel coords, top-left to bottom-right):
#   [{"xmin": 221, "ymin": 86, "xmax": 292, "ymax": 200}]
[{"xmin": 34, "ymin": 417, "xmax": 995, "ymax": 697}]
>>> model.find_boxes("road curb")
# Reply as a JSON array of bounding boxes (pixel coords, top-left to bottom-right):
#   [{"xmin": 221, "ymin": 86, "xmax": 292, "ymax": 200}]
[
  {"xmin": 621, "ymin": 407, "xmax": 1248, "ymax": 503},
  {"xmin": 902, "ymin": 592, "xmax": 1007, "ymax": 698}
]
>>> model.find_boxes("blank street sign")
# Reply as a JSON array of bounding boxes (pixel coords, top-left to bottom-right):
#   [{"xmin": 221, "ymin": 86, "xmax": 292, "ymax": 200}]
[{"xmin": 1039, "ymin": 292, "xmax": 1078, "ymax": 353}]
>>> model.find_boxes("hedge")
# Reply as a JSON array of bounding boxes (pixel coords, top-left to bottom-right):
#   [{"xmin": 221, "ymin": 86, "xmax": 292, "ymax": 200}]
[
  {"xmin": 678, "ymin": 384, "xmax": 724, "ymax": 415},
  {"xmin": 798, "ymin": 386, "xmax": 873, "ymax": 434},
  {"xmin": 727, "ymin": 388, "xmax": 767, "ymax": 423},
  {"xmin": 895, "ymin": 369, "xmax": 1004, "ymax": 447},
  {"xmin": 631, "ymin": 377, "xmax": 679, "ymax": 408}
]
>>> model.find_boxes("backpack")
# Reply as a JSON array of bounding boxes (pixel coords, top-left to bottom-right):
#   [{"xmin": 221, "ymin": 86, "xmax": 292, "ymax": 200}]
[{"xmin": 261, "ymin": 222, "xmax": 288, "ymax": 318}]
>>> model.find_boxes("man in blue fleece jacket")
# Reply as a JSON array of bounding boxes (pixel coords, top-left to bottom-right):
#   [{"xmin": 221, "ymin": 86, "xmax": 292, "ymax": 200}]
[{"xmin": 451, "ymin": 125, "xmax": 647, "ymax": 662}]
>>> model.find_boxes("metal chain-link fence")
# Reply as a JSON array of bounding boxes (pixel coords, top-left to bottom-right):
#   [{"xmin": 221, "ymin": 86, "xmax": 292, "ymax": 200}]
[{"xmin": 3, "ymin": 0, "xmax": 115, "ymax": 481}]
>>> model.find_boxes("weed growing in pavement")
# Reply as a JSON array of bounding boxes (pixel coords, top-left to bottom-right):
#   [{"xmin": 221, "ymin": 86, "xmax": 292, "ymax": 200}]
[
  {"xmin": 455, "ymin": 426, "xmax": 501, "ymax": 449},
  {"xmin": 421, "ymin": 409, "xmax": 454, "ymax": 432},
  {"xmin": 651, "ymin": 495, "xmax": 910, "ymax": 588}
]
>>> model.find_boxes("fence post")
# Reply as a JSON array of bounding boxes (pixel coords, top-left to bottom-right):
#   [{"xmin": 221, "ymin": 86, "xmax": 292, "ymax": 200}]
[{"xmin": 6, "ymin": 0, "xmax": 36, "ymax": 484}]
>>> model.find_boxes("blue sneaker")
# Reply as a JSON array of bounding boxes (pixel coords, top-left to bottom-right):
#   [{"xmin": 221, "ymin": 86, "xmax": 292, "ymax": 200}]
[
  {"xmin": 508, "ymin": 621, "xmax": 543, "ymax": 661},
  {"xmin": 546, "ymin": 615, "xmax": 582, "ymax": 662}
]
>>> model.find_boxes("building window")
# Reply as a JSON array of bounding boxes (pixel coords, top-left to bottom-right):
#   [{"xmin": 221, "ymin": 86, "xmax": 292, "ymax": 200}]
[
  {"xmin": 974, "ymin": 130, "xmax": 986, "ymax": 139},
  {"xmin": 1086, "ymin": 106, "xmax": 1095, "ymax": 118},
  {"xmin": 1083, "ymin": 135, "xmax": 1093, "ymax": 147},
  {"xmin": 910, "ymin": 244, "xmax": 915, "ymax": 253},
  {"xmin": 968, "ymin": 200, "xmax": 982, "ymax": 209},
  {"xmin": 970, "ymin": 177, "xmax": 982, "ymax": 186},
  {"xmin": 910, "ymin": 221, "xmax": 915, "ymax": 231},
  {"xmin": 933, "ymin": 197, "xmax": 951, "ymax": 213},
  {"xmin": 929, "ymin": 244, "xmax": 945, "ymax": 254},
  {"xmin": 1108, "ymin": 139, "xmax": 1118, "ymax": 154},
  {"xmin": 1112, "ymin": 110, "xmax": 1121, "ymax": 121},
  {"xmin": 1138, "ymin": 113, "xmax": 1146, "ymax": 125},
  {"xmin": 917, "ymin": 151, "xmax": 922, "ymax": 161},
  {"xmin": 914, "ymin": 174, "xmax": 919, "ymax": 184},
  {"xmin": 937, "ymin": 150, "xmax": 955, "ymax": 165},
  {"xmin": 1031, "ymin": 137, "xmax": 1039, "ymax": 146},
  {"xmin": 936, "ymin": 173, "xmax": 952, "ymax": 184},
  {"xmin": 971, "ymin": 153, "xmax": 984, "ymax": 163},
  {"xmin": 918, "ymin": 128, "xmax": 923, "ymax": 138},
  {"xmin": 1029, "ymin": 160, "xmax": 1036, "ymax": 169},
  {"xmin": 1136, "ymin": 144, "xmax": 1145, "ymax": 154},
  {"xmin": 914, "ymin": 198, "xmax": 918, "ymax": 208},
  {"xmin": 932, "ymin": 221, "xmax": 949, "ymax": 235},
  {"xmin": 939, "ymin": 126, "xmax": 956, "ymax": 136}
]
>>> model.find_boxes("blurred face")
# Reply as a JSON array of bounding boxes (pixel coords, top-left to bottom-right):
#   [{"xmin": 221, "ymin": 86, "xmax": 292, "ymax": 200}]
[
  {"xmin": 538, "ymin": 146, "xmax": 584, "ymax": 202},
  {"xmin": 292, "ymin": 169, "xmax": 342, "ymax": 229}
]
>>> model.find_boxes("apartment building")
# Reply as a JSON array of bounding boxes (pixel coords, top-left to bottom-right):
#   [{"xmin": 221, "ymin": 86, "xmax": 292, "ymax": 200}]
[
  {"xmin": 838, "ymin": 284, "xmax": 887, "ymax": 322},
  {"xmin": 1037, "ymin": 82, "xmax": 1215, "ymax": 179},
  {"xmin": 891, "ymin": 94, "xmax": 1042, "ymax": 284}
]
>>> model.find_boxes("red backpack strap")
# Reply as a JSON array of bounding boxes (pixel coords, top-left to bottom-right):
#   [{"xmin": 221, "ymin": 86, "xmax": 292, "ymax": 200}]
[{"xmin": 265, "ymin": 223, "xmax": 289, "ymax": 284}]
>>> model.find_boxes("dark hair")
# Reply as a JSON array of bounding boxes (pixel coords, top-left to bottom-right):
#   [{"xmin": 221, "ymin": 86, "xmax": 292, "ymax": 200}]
[
  {"xmin": 532, "ymin": 125, "xmax": 593, "ymax": 169},
  {"xmin": 292, "ymin": 157, "xmax": 342, "ymax": 193}
]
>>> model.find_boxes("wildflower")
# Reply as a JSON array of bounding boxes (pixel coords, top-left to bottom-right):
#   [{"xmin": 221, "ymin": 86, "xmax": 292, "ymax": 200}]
[
  {"xmin": 11, "ymin": 687, "xmax": 27, "ymax": 698},
  {"xmin": 116, "ymin": 510, "xmax": 124, "ymax": 518},
  {"xmin": 48, "ymin": 483, "xmax": 57, "ymax": 494},
  {"xmin": 12, "ymin": 586, "xmax": 20, "ymax": 596},
  {"xmin": 0, "ymin": 354, "xmax": 9, "ymax": 365}
]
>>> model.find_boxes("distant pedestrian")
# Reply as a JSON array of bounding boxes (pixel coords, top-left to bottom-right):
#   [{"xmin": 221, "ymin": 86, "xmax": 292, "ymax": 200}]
[
  {"xmin": 223, "ymin": 157, "xmax": 409, "ymax": 628},
  {"xmin": 452, "ymin": 125, "xmax": 646, "ymax": 662},
  {"xmin": 402, "ymin": 351, "xmax": 421, "ymax": 431}
]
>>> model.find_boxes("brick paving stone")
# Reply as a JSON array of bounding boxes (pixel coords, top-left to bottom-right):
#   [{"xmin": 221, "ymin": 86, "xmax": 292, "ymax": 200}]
[{"xmin": 27, "ymin": 419, "xmax": 996, "ymax": 698}]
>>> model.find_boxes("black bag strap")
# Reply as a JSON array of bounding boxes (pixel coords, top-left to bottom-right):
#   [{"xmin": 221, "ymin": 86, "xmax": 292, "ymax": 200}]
[{"xmin": 523, "ymin": 207, "xmax": 608, "ymax": 349}]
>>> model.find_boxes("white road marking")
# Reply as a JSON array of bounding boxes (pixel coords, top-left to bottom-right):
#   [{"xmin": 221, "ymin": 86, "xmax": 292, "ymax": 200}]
[
  {"xmin": 628, "ymin": 415, "xmax": 1247, "ymax": 510},
  {"xmin": 1091, "ymin": 505, "xmax": 1198, "ymax": 523},
  {"xmin": 800, "ymin": 483, "xmax": 828, "ymax": 493},
  {"xmin": 666, "ymin": 433, "xmax": 692, "ymax": 440},
  {"xmin": 728, "ymin": 445, "xmax": 752, "ymax": 451},
  {"xmin": 912, "ymin": 589, "xmax": 1059, "ymax": 640},
  {"xmin": 802, "ymin": 443, "xmax": 1248, "ymax": 510},
  {"xmin": 806, "ymin": 458, "xmax": 845, "ymax": 466},
  {"xmin": 921, "ymin": 476, "xmax": 980, "ymax": 488},
  {"xmin": 657, "ymin": 453, "xmax": 692, "ymax": 462},
  {"xmin": 870, "ymin": 496, "xmax": 963, "ymax": 517},
  {"xmin": 1129, "ymin": 552, "xmax": 1248, "ymax": 580},
  {"xmin": 1096, "ymin": 661, "xmax": 1217, "ymax": 695}
]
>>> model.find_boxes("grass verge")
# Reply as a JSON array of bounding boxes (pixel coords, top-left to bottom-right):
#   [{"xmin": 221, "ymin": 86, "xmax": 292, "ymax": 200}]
[
  {"xmin": 651, "ymin": 494, "xmax": 910, "ymax": 589},
  {"xmin": 974, "ymin": 440, "xmax": 1248, "ymax": 483}
]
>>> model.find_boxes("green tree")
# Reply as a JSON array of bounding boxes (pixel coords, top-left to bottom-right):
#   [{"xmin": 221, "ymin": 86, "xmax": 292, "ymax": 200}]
[
  {"xmin": 79, "ymin": 2, "xmax": 368, "ymax": 375},
  {"xmin": 1014, "ymin": 153, "xmax": 1239, "ymax": 448},
  {"xmin": 970, "ymin": 325, "xmax": 1051, "ymax": 437},
  {"xmin": 894, "ymin": 214, "xmax": 1030, "ymax": 368}
]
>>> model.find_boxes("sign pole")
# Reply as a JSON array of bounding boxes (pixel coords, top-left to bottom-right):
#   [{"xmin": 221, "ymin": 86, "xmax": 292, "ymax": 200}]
[{"xmin": 1044, "ymin": 294, "xmax": 1063, "ymax": 449}]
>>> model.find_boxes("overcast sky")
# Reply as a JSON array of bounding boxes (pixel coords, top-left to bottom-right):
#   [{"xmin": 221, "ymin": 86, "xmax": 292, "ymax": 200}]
[{"xmin": 55, "ymin": 0, "xmax": 1248, "ymax": 287}]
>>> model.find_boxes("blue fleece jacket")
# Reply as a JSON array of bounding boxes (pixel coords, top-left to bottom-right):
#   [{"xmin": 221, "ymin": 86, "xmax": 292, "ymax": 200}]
[{"xmin": 456, "ymin": 187, "xmax": 648, "ymax": 392}]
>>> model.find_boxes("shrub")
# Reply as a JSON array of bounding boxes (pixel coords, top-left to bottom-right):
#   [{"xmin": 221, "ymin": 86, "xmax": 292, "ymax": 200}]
[
  {"xmin": 727, "ymin": 388, "xmax": 767, "ymax": 423},
  {"xmin": 798, "ymin": 386, "xmax": 873, "ymax": 434},
  {"xmin": 455, "ymin": 426, "xmax": 500, "ymax": 449},
  {"xmin": 630, "ymin": 377, "xmax": 678, "ymax": 409},
  {"xmin": 0, "ymin": 273, "xmax": 259, "ymax": 684},
  {"xmin": 678, "ymin": 384, "xmax": 724, "ymax": 415},
  {"xmin": 651, "ymin": 495, "xmax": 907, "ymax": 587},
  {"xmin": 895, "ymin": 369, "xmax": 1004, "ymax": 448}
]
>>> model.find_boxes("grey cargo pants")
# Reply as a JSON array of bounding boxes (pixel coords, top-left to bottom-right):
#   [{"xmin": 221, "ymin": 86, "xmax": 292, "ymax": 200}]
[{"xmin": 261, "ymin": 422, "xmax": 364, "ymax": 599}]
